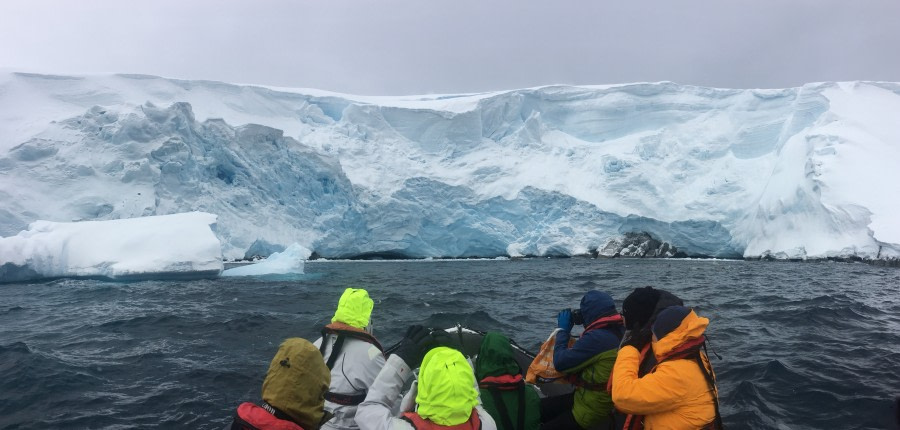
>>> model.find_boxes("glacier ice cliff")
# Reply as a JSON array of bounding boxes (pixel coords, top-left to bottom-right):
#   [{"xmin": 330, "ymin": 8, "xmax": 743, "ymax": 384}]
[{"xmin": 0, "ymin": 73, "xmax": 897, "ymax": 261}]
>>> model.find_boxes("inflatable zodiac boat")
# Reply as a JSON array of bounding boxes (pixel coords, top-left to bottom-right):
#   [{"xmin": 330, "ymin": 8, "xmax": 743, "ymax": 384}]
[{"xmin": 384, "ymin": 325, "xmax": 573, "ymax": 398}]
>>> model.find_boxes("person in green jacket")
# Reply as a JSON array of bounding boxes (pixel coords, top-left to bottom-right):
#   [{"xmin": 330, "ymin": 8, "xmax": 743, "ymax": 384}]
[
  {"xmin": 544, "ymin": 291, "xmax": 624, "ymax": 430},
  {"xmin": 475, "ymin": 332, "xmax": 541, "ymax": 430}
]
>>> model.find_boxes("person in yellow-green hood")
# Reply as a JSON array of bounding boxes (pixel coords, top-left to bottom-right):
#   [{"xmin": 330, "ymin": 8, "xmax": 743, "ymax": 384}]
[
  {"xmin": 314, "ymin": 288, "xmax": 386, "ymax": 430},
  {"xmin": 611, "ymin": 306, "xmax": 723, "ymax": 430},
  {"xmin": 356, "ymin": 325, "xmax": 498, "ymax": 430},
  {"xmin": 230, "ymin": 338, "xmax": 331, "ymax": 430}
]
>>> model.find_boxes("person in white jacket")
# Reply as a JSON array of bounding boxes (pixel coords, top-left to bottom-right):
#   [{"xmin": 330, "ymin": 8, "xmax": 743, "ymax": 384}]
[
  {"xmin": 356, "ymin": 325, "xmax": 497, "ymax": 430},
  {"xmin": 315, "ymin": 288, "xmax": 387, "ymax": 430}
]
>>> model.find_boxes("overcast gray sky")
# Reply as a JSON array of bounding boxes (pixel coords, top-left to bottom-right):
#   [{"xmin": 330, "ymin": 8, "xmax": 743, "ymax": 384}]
[{"xmin": 1, "ymin": 0, "xmax": 898, "ymax": 95}]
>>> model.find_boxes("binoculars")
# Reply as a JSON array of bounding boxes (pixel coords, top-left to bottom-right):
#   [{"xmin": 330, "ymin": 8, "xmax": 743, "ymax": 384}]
[{"xmin": 570, "ymin": 308, "xmax": 584, "ymax": 326}]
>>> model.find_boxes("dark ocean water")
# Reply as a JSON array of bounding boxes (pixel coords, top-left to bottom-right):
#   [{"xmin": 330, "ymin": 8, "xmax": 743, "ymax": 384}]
[{"xmin": 1, "ymin": 259, "xmax": 898, "ymax": 429}]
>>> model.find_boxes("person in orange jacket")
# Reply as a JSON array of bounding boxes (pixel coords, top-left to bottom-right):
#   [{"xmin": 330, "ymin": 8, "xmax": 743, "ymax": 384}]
[{"xmin": 611, "ymin": 306, "xmax": 723, "ymax": 430}]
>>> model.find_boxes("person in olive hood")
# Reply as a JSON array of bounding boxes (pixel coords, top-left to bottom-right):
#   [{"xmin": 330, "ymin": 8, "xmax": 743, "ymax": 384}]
[
  {"xmin": 315, "ymin": 288, "xmax": 386, "ymax": 430},
  {"xmin": 544, "ymin": 290, "xmax": 624, "ymax": 430},
  {"xmin": 231, "ymin": 338, "xmax": 331, "ymax": 430},
  {"xmin": 475, "ymin": 332, "xmax": 541, "ymax": 430}
]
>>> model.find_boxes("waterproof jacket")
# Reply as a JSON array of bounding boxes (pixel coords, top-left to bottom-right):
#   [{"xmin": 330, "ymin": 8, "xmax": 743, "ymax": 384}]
[
  {"xmin": 611, "ymin": 310, "xmax": 717, "ymax": 430},
  {"xmin": 356, "ymin": 354, "xmax": 498, "ymax": 430},
  {"xmin": 474, "ymin": 332, "xmax": 540, "ymax": 430},
  {"xmin": 315, "ymin": 323, "xmax": 386, "ymax": 430},
  {"xmin": 553, "ymin": 291, "xmax": 624, "ymax": 429}
]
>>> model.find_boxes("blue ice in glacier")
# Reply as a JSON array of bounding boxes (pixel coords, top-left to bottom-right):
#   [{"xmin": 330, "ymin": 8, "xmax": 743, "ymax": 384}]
[{"xmin": 0, "ymin": 73, "xmax": 898, "ymax": 266}]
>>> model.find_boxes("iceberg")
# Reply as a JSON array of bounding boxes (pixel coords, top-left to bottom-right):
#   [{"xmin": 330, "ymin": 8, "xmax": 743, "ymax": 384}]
[
  {"xmin": 221, "ymin": 243, "xmax": 311, "ymax": 277},
  {"xmin": 0, "ymin": 212, "xmax": 222, "ymax": 283},
  {"xmin": 0, "ymin": 73, "xmax": 897, "ymax": 262}
]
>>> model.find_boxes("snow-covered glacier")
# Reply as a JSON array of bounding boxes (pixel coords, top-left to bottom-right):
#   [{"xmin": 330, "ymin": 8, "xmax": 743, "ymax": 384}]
[{"xmin": 0, "ymin": 72, "xmax": 897, "ymax": 262}]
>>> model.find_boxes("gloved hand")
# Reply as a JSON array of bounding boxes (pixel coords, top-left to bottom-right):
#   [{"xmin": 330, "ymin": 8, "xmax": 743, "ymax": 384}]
[
  {"xmin": 622, "ymin": 326, "xmax": 653, "ymax": 351},
  {"xmin": 428, "ymin": 329, "xmax": 456, "ymax": 350},
  {"xmin": 557, "ymin": 309, "xmax": 574, "ymax": 333},
  {"xmin": 394, "ymin": 325, "xmax": 431, "ymax": 368}
]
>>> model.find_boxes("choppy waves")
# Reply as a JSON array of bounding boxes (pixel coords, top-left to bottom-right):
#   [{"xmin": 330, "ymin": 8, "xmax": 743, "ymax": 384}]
[{"xmin": 1, "ymin": 260, "xmax": 898, "ymax": 429}]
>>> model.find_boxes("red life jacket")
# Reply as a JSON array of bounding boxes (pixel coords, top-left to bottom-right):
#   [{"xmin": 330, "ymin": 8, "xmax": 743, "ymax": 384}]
[
  {"xmin": 478, "ymin": 374, "xmax": 523, "ymax": 390},
  {"xmin": 479, "ymin": 375, "xmax": 526, "ymax": 430},
  {"xmin": 582, "ymin": 314, "xmax": 624, "ymax": 334},
  {"xmin": 653, "ymin": 335, "xmax": 705, "ymax": 363},
  {"xmin": 231, "ymin": 402, "xmax": 304, "ymax": 430},
  {"xmin": 401, "ymin": 409, "xmax": 482, "ymax": 430}
]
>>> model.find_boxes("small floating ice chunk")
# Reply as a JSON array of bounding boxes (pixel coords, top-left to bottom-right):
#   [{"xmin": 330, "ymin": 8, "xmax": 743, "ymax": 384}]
[{"xmin": 221, "ymin": 243, "xmax": 312, "ymax": 277}]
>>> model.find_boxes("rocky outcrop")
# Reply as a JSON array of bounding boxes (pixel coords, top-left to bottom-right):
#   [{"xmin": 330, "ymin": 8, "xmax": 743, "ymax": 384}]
[{"xmin": 596, "ymin": 232, "xmax": 683, "ymax": 258}]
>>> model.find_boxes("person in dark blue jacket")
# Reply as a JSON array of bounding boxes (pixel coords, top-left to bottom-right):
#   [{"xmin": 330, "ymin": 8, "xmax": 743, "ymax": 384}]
[{"xmin": 541, "ymin": 291, "xmax": 624, "ymax": 430}]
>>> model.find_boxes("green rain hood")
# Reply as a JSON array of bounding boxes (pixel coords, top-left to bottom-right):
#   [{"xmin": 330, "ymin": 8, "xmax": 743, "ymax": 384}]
[
  {"xmin": 475, "ymin": 332, "xmax": 520, "ymax": 380},
  {"xmin": 475, "ymin": 332, "xmax": 541, "ymax": 430}
]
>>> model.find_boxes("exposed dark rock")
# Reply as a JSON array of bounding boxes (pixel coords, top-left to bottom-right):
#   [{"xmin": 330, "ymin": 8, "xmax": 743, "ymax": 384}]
[
  {"xmin": 597, "ymin": 232, "xmax": 680, "ymax": 258},
  {"xmin": 867, "ymin": 258, "xmax": 900, "ymax": 267}
]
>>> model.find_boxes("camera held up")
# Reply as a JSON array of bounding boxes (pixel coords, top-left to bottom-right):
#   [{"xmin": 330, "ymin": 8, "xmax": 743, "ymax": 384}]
[{"xmin": 570, "ymin": 308, "xmax": 584, "ymax": 326}]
